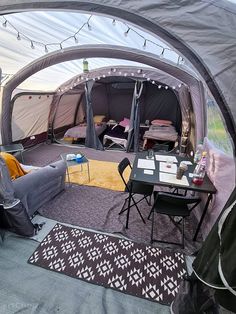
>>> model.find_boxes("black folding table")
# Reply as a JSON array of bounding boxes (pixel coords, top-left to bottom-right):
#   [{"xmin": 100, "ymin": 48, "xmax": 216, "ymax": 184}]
[{"xmin": 127, "ymin": 151, "xmax": 217, "ymax": 241}]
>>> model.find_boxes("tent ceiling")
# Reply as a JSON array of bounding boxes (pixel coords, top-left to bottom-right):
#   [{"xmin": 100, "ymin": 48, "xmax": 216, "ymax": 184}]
[
  {"xmin": 0, "ymin": 0, "xmax": 235, "ymax": 150},
  {"xmin": 0, "ymin": 11, "xmax": 184, "ymax": 91}
]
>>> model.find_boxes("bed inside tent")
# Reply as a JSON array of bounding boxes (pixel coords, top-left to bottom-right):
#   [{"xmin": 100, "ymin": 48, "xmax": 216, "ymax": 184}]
[
  {"xmin": 0, "ymin": 2, "xmax": 236, "ymax": 313},
  {"xmin": 53, "ymin": 74, "xmax": 182, "ymax": 151},
  {"xmin": 10, "ymin": 66, "xmax": 190, "ymax": 153}
]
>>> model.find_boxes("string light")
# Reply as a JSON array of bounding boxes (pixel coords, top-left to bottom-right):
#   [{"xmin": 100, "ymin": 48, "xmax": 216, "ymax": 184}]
[
  {"xmin": 57, "ymin": 70, "xmax": 184, "ymax": 93},
  {"xmin": 2, "ymin": 20, "xmax": 7, "ymax": 27},
  {"xmin": 87, "ymin": 22, "xmax": 92, "ymax": 31},
  {"xmin": 0, "ymin": 14, "xmax": 183, "ymax": 65},
  {"xmin": 0, "ymin": 15, "xmax": 92, "ymax": 54},
  {"xmin": 124, "ymin": 27, "xmax": 130, "ymax": 37},
  {"xmin": 160, "ymin": 48, "xmax": 165, "ymax": 58},
  {"xmin": 143, "ymin": 39, "xmax": 147, "ymax": 50}
]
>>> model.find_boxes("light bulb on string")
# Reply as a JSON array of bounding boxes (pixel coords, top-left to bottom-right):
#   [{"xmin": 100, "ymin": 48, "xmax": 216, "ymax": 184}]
[
  {"xmin": 160, "ymin": 48, "xmax": 165, "ymax": 58},
  {"xmin": 165, "ymin": 86, "xmax": 168, "ymax": 90},
  {"xmin": 143, "ymin": 39, "xmax": 147, "ymax": 50},
  {"xmin": 17, "ymin": 32, "xmax": 21, "ymax": 40},
  {"xmin": 59, "ymin": 43, "xmax": 64, "ymax": 53},
  {"xmin": 112, "ymin": 19, "xmax": 116, "ymax": 26},
  {"xmin": 2, "ymin": 20, "xmax": 7, "ymax": 27},
  {"xmin": 74, "ymin": 35, "xmax": 78, "ymax": 44},
  {"xmin": 30, "ymin": 41, "xmax": 35, "ymax": 49},
  {"xmin": 158, "ymin": 85, "xmax": 161, "ymax": 89},
  {"xmin": 87, "ymin": 22, "xmax": 92, "ymax": 31},
  {"xmin": 44, "ymin": 45, "xmax": 48, "ymax": 53},
  {"xmin": 124, "ymin": 28, "xmax": 130, "ymax": 37},
  {"xmin": 152, "ymin": 81, "xmax": 155, "ymax": 84}
]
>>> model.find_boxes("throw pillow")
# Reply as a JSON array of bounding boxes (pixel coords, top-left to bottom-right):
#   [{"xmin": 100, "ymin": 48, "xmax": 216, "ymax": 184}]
[
  {"xmin": 93, "ymin": 115, "xmax": 106, "ymax": 123},
  {"xmin": 119, "ymin": 117, "xmax": 130, "ymax": 128},
  {"xmin": 151, "ymin": 119, "xmax": 172, "ymax": 126}
]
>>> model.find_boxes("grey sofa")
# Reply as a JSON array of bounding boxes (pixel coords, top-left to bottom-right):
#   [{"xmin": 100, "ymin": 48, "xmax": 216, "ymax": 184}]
[{"xmin": 12, "ymin": 160, "xmax": 67, "ymax": 216}]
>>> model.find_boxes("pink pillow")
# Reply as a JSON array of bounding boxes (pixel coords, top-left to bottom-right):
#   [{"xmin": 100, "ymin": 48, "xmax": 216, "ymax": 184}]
[
  {"xmin": 151, "ymin": 119, "xmax": 172, "ymax": 126},
  {"xmin": 119, "ymin": 118, "xmax": 130, "ymax": 128}
]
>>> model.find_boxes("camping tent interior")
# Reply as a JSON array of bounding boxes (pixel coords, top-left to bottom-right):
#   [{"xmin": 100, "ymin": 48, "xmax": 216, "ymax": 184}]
[
  {"xmin": 11, "ymin": 69, "xmax": 183, "ymax": 150},
  {"xmin": 0, "ymin": 1, "xmax": 236, "ymax": 312}
]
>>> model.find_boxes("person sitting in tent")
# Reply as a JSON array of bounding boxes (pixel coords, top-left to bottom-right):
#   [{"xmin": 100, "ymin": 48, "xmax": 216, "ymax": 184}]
[{"xmin": 0, "ymin": 152, "xmax": 28, "ymax": 180}]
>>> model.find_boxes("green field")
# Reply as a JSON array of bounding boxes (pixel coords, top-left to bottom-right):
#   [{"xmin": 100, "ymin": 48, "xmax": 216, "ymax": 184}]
[{"xmin": 207, "ymin": 105, "xmax": 233, "ymax": 155}]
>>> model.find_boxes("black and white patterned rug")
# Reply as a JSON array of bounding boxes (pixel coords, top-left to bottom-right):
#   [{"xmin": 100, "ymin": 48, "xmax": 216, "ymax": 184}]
[{"xmin": 28, "ymin": 223, "xmax": 187, "ymax": 305}]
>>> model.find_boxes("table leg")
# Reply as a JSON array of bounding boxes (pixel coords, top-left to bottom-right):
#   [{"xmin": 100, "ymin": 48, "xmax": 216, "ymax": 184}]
[
  {"xmin": 87, "ymin": 162, "xmax": 90, "ymax": 182},
  {"xmin": 126, "ymin": 182, "xmax": 132, "ymax": 229},
  {"xmin": 193, "ymin": 193, "xmax": 213, "ymax": 241},
  {"xmin": 66, "ymin": 165, "xmax": 71, "ymax": 186}
]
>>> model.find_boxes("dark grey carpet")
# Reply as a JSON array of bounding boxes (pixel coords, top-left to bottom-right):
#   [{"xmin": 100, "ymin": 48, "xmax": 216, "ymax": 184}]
[
  {"xmin": 38, "ymin": 184, "xmax": 200, "ymax": 254},
  {"xmin": 24, "ymin": 143, "xmax": 201, "ymax": 254},
  {"xmin": 23, "ymin": 143, "xmax": 135, "ymax": 167}
]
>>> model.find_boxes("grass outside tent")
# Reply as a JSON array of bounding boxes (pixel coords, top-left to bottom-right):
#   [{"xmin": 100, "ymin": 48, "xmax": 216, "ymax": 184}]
[{"xmin": 207, "ymin": 103, "xmax": 233, "ymax": 155}]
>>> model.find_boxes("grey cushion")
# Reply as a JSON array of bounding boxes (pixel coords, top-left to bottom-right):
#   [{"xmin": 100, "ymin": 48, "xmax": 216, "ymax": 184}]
[{"xmin": 13, "ymin": 160, "xmax": 67, "ymax": 216}]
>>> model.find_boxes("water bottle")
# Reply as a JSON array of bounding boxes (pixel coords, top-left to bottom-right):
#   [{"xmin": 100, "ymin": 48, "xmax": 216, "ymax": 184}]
[
  {"xmin": 193, "ymin": 142, "xmax": 203, "ymax": 164},
  {"xmin": 192, "ymin": 151, "xmax": 207, "ymax": 185}
]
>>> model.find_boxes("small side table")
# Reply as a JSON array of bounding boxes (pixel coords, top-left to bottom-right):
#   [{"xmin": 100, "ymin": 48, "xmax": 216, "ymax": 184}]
[
  {"xmin": 60, "ymin": 153, "xmax": 90, "ymax": 186},
  {"xmin": 0, "ymin": 143, "xmax": 24, "ymax": 163}
]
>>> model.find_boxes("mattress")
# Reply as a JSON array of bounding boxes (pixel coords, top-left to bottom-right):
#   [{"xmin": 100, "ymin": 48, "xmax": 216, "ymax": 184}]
[
  {"xmin": 64, "ymin": 123, "xmax": 107, "ymax": 139},
  {"xmin": 143, "ymin": 125, "xmax": 178, "ymax": 142}
]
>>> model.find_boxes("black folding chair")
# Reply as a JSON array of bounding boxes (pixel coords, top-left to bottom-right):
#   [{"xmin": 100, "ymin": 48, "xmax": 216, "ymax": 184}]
[
  {"xmin": 149, "ymin": 191, "xmax": 201, "ymax": 248},
  {"xmin": 118, "ymin": 158, "xmax": 153, "ymax": 228}
]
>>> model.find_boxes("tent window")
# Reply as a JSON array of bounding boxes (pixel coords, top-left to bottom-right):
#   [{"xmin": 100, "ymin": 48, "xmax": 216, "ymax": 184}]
[{"xmin": 207, "ymin": 99, "xmax": 233, "ymax": 155}]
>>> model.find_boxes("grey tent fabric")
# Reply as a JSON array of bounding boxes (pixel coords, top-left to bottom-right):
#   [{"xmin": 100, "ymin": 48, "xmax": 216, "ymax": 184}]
[
  {"xmin": 193, "ymin": 188, "xmax": 236, "ymax": 311},
  {"xmin": 85, "ymin": 80, "xmax": 104, "ymax": 150},
  {"xmin": 1, "ymin": 47, "xmax": 205, "ymax": 147},
  {"xmin": 0, "ymin": 156, "xmax": 16, "ymax": 205},
  {"xmin": 127, "ymin": 80, "xmax": 143, "ymax": 152},
  {"xmin": 0, "ymin": 1, "xmax": 235, "ymax": 150},
  {"xmin": 0, "ymin": 156, "xmax": 35, "ymax": 237}
]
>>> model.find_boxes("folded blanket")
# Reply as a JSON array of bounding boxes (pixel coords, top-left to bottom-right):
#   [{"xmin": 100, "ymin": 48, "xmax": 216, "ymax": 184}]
[{"xmin": 0, "ymin": 152, "xmax": 28, "ymax": 180}]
